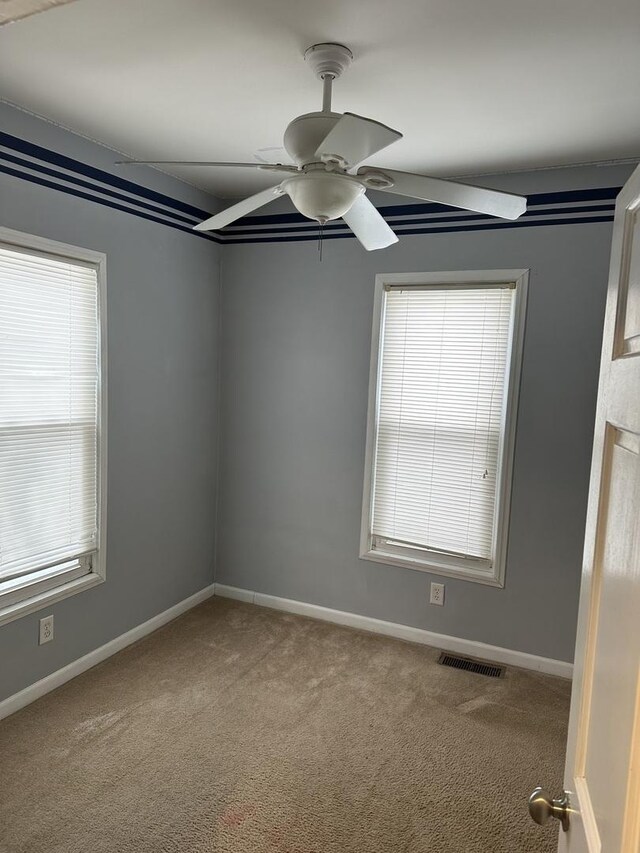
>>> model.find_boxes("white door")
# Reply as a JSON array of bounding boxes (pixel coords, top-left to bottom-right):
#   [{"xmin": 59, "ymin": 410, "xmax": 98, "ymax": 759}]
[{"xmin": 531, "ymin": 165, "xmax": 640, "ymax": 851}]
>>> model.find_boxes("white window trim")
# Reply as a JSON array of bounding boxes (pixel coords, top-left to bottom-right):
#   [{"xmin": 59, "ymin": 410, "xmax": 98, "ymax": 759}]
[
  {"xmin": 359, "ymin": 269, "xmax": 528, "ymax": 588},
  {"xmin": 0, "ymin": 227, "xmax": 107, "ymax": 626}
]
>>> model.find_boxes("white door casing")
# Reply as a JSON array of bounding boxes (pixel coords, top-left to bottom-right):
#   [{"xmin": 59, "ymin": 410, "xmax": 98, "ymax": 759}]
[{"xmin": 559, "ymin": 165, "xmax": 640, "ymax": 852}]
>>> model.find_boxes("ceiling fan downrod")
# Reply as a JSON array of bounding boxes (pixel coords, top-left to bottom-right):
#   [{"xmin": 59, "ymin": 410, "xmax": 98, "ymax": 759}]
[{"xmin": 321, "ymin": 74, "xmax": 333, "ymax": 113}]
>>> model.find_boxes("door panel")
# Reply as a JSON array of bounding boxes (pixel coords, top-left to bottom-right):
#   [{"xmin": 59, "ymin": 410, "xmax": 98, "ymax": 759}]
[
  {"xmin": 558, "ymin": 166, "xmax": 640, "ymax": 853},
  {"xmin": 581, "ymin": 427, "xmax": 639, "ymax": 850},
  {"xmin": 617, "ymin": 209, "xmax": 640, "ymax": 355}
]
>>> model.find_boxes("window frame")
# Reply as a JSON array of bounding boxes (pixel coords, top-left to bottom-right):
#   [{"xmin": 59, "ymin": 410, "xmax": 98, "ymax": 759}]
[
  {"xmin": 0, "ymin": 227, "xmax": 107, "ymax": 626},
  {"xmin": 359, "ymin": 269, "xmax": 528, "ymax": 587}
]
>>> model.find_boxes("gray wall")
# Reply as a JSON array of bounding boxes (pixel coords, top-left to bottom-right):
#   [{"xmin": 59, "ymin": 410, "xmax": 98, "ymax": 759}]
[
  {"xmin": 0, "ymin": 104, "xmax": 221, "ymax": 702},
  {"xmin": 216, "ymin": 164, "xmax": 634, "ymax": 663}
]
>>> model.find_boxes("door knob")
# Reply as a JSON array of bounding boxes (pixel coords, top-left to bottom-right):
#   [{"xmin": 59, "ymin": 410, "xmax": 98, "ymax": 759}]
[{"xmin": 528, "ymin": 786, "xmax": 570, "ymax": 832}]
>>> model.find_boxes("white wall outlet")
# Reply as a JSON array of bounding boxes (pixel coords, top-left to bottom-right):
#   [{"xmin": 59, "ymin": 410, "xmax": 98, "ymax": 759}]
[
  {"xmin": 39, "ymin": 614, "xmax": 54, "ymax": 645},
  {"xmin": 430, "ymin": 582, "xmax": 445, "ymax": 606}
]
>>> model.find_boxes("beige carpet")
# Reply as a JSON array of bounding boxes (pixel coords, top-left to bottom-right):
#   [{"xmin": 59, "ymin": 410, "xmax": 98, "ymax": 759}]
[{"xmin": 0, "ymin": 598, "xmax": 570, "ymax": 852}]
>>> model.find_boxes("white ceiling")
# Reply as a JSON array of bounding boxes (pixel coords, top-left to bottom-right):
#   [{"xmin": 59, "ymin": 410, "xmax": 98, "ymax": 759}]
[{"xmin": 1, "ymin": 0, "xmax": 639, "ymax": 198}]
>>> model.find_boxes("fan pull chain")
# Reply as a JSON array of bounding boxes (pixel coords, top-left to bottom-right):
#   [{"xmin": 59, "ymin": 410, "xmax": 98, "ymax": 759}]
[{"xmin": 318, "ymin": 222, "xmax": 324, "ymax": 261}]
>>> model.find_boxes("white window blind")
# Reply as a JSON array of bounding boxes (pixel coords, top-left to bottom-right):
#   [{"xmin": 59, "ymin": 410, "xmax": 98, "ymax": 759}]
[
  {"xmin": 0, "ymin": 243, "xmax": 100, "ymax": 584},
  {"xmin": 370, "ymin": 283, "xmax": 516, "ymax": 568}
]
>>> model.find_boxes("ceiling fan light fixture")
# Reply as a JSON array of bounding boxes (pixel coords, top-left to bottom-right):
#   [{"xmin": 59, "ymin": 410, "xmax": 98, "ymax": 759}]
[{"xmin": 282, "ymin": 173, "xmax": 364, "ymax": 224}]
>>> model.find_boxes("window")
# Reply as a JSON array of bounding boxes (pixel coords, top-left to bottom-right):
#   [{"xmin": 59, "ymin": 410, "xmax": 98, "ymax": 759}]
[
  {"xmin": 360, "ymin": 270, "xmax": 527, "ymax": 586},
  {"xmin": 0, "ymin": 229, "xmax": 106, "ymax": 624}
]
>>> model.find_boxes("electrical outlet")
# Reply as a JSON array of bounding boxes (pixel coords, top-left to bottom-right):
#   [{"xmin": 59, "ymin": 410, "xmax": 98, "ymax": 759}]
[
  {"xmin": 430, "ymin": 582, "xmax": 445, "ymax": 606},
  {"xmin": 39, "ymin": 615, "xmax": 54, "ymax": 645}
]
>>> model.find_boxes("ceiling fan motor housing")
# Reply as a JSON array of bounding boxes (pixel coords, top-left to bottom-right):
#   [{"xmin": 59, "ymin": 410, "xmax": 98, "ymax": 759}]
[{"xmin": 283, "ymin": 111, "xmax": 343, "ymax": 166}]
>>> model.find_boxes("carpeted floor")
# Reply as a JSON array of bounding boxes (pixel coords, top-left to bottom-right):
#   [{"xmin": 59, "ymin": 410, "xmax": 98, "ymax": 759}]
[{"xmin": 0, "ymin": 597, "xmax": 570, "ymax": 853}]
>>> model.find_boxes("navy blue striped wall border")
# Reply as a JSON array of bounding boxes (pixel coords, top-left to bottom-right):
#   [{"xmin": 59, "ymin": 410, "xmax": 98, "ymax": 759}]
[{"xmin": 0, "ymin": 131, "xmax": 620, "ymax": 245}]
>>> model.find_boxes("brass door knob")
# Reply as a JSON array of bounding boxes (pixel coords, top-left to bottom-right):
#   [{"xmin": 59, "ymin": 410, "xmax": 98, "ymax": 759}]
[{"xmin": 528, "ymin": 786, "xmax": 570, "ymax": 832}]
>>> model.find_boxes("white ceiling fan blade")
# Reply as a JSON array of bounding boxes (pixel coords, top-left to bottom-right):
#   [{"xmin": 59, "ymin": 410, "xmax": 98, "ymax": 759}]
[
  {"xmin": 359, "ymin": 168, "xmax": 527, "ymax": 220},
  {"xmin": 0, "ymin": 0, "xmax": 77, "ymax": 26},
  {"xmin": 194, "ymin": 186, "xmax": 283, "ymax": 231},
  {"xmin": 342, "ymin": 194, "xmax": 398, "ymax": 251},
  {"xmin": 315, "ymin": 113, "xmax": 402, "ymax": 168},
  {"xmin": 116, "ymin": 159, "xmax": 297, "ymax": 173},
  {"xmin": 254, "ymin": 147, "xmax": 291, "ymax": 165}
]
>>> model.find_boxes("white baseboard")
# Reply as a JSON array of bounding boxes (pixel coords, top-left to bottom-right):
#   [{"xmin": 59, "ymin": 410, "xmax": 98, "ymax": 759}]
[
  {"xmin": 0, "ymin": 584, "xmax": 215, "ymax": 722},
  {"xmin": 0, "ymin": 580, "xmax": 571, "ymax": 723},
  {"xmin": 214, "ymin": 583, "xmax": 573, "ymax": 679}
]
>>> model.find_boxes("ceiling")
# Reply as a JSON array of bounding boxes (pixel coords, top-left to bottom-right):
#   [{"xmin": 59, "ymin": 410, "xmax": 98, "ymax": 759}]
[{"xmin": 1, "ymin": 0, "xmax": 639, "ymax": 198}]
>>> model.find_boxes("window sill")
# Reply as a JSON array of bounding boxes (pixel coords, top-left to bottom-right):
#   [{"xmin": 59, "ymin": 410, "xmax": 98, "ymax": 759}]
[
  {"xmin": 0, "ymin": 571, "xmax": 104, "ymax": 628},
  {"xmin": 359, "ymin": 548, "xmax": 504, "ymax": 587}
]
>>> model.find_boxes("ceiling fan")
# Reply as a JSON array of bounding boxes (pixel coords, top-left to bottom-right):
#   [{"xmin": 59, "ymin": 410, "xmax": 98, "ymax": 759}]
[{"xmin": 118, "ymin": 43, "xmax": 527, "ymax": 250}]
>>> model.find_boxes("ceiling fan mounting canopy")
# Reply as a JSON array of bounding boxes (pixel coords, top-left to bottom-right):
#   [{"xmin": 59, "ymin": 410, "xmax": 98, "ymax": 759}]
[
  {"xmin": 117, "ymin": 42, "xmax": 528, "ymax": 250},
  {"xmin": 303, "ymin": 43, "xmax": 353, "ymax": 80}
]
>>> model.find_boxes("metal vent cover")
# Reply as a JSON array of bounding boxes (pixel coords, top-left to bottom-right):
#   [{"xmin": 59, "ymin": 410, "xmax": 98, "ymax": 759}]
[{"xmin": 438, "ymin": 651, "xmax": 505, "ymax": 678}]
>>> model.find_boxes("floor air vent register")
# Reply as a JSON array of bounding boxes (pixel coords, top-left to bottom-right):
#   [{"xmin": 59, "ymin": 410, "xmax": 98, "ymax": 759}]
[{"xmin": 438, "ymin": 652, "xmax": 505, "ymax": 678}]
